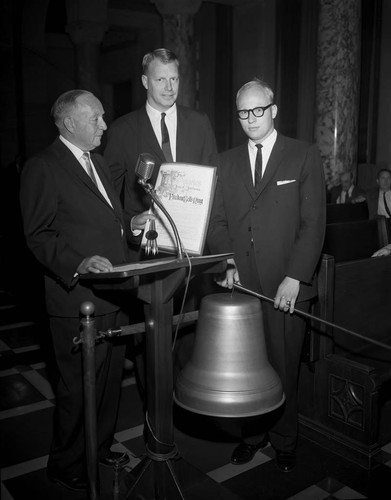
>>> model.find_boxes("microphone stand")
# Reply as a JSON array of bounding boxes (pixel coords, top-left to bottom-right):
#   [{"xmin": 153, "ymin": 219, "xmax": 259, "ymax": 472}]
[{"xmin": 138, "ymin": 178, "xmax": 184, "ymax": 260}]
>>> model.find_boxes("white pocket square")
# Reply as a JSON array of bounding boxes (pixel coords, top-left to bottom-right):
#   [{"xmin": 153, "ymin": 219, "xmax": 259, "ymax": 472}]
[{"xmin": 277, "ymin": 179, "xmax": 296, "ymax": 186}]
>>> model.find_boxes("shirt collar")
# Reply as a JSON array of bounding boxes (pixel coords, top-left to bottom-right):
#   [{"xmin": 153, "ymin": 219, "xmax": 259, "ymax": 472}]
[
  {"xmin": 59, "ymin": 135, "xmax": 86, "ymax": 161},
  {"xmin": 146, "ymin": 101, "xmax": 177, "ymax": 118},
  {"xmin": 249, "ymin": 128, "xmax": 277, "ymax": 152}
]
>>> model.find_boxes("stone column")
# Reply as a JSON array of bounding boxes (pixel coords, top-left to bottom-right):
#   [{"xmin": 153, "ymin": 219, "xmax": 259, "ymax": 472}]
[
  {"xmin": 315, "ymin": 0, "xmax": 361, "ymax": 188},
  {"xmin": 151, "ymin": 0, "xmax": 202, "ymax": 108},
  {"xmin": 65, "ymin": 0, "xmax": 108, "ymax": 97}
]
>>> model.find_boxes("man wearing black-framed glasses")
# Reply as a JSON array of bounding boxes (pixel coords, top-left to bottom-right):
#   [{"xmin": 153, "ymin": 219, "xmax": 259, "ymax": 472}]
[
  {"xmin": 207, "ymin": 78, "xmax": 326, "ymax": 473},
  {"xmin": 236, "ymin": 103, "xmax": 274, "ymax": 120}
]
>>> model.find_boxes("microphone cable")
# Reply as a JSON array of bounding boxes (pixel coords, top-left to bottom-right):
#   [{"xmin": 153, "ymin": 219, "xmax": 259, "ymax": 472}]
[{"xmin": 171, "ymin": 247, "xmax": 192, "ymax": 353}]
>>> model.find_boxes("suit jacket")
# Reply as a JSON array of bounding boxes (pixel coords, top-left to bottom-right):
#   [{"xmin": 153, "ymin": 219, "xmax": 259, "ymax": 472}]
[
  {"xmin": 104, "ymin": 104, "xmax": 218, "ymax": 215},
  {"xmin": 20, "ymin": 138, "xmax": 137, "ymax": 317},
  {"xmin": 365, "ymin": 187, "xmax": 381, "ymax": 219},
  {"xmin": 207, "ymin": 134, "xmax": 326, "ymax": 302},
  {"xmin": 329, "ymin": 184, "xmax": 365, "ymax": 204}
]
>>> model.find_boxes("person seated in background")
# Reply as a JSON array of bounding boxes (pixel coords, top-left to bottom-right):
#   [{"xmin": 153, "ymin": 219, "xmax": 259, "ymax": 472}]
[
  {"xmin": 372, "ymin": 244, "xmax": 391, "ymax": 257},
  {"xmin": 329, "ymin": 171, "xmax": 366, "ymax": 204},
  {"xmin": 365, "ymin": 168, "xmax": 391, "ymax": 219}
]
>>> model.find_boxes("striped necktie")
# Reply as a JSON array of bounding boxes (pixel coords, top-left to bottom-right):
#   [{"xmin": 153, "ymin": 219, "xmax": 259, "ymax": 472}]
[
  {"xmin": 161, "ymin": 113, "xmax": 173, "ymax": 163},
  {"xmin": 82, "ymin": 152, "xmax": 98, "ymax": 187}
]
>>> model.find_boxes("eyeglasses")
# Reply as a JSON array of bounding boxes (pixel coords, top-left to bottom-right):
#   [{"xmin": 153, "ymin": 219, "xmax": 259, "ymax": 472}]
[{"xmin": 236, "ymin": 103, "xmax": 274, "ymax": 120}]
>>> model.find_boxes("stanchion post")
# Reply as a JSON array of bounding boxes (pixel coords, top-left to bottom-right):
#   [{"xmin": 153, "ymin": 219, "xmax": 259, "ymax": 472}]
[{"xmin": 80, "ymin": 301, "xmax": 99, "ymax": 500}]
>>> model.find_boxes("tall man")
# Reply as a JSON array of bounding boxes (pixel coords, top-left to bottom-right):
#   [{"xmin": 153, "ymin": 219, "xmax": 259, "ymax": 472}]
[
  {"xmin": 19, "ymin": 90, "xmax": 153, "ymax": 492},
  {"xmin": 104, "ymin": 47, "xmax": 218, "ymax": 230},
  {"xmin": 207, "ymin": 79, "xmax": 326, "ymax": 473},
  {"xmin": 104, "ymin": 48, "xmax": 218, "ymax": 387}
]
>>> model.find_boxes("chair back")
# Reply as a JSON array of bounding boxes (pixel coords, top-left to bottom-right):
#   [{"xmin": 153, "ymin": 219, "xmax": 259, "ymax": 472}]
[{"xmin": 322, "ymin": 216, "xmax": 388, "ymax": 263}]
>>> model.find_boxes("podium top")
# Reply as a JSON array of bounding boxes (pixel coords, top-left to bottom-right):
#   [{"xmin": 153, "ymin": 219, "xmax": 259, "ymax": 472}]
[{"xmin": 80, "ymin": 253, "xmax": 233, "ymax": 281}]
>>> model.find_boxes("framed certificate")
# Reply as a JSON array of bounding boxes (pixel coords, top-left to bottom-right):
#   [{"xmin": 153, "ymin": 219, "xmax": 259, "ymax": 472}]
[{"xmin": 141, "ymin": 162, "xmax": 217, "ymax": 256}]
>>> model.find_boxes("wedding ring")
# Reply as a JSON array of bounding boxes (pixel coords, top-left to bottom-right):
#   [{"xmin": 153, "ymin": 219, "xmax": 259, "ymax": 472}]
[{"xmin": 286, "ymin": 300, "xmax": 291, "ymax": 306}]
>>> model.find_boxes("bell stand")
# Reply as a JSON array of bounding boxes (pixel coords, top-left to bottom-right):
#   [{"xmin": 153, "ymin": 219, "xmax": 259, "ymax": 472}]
[{"xmin": 80, "ymin": 253, "xmax": 241, "ymax": 500}]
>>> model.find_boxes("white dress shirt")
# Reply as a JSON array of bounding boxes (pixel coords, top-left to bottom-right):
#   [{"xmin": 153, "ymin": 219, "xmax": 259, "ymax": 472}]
[
  {"xmin": 378, "ymin": 189, "xmax": 391, "ymax": 218},
  {"xmin": 145, "ymin": 102, "xmax": 177, "ymax": 162},
  {"xmin": 248, "ymin": 129, "xmax": 277, "ymax": 184},
  {"xmin": 337, "ymin": 184, "xmax": 354, "ymax": 204}
]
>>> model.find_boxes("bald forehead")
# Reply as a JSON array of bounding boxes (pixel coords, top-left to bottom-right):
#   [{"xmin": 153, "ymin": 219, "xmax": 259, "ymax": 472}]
[
  {"xmin": 237, "ymin": 85, "xmax": 269, "ymax": 107},
  {"xmin": 70, "ymin": 96, "xmax": 104, "ymax": 122},
  {"xmin": 75, "ymin": 93, "xmax": 102, "ymax": 110}
]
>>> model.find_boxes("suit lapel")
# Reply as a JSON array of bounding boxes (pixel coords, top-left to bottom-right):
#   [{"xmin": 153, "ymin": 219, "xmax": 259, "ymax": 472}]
[
  {"xmin": 91, "ymin": 154, "xmax": 124, "ymax": 218},
  {"xmin": 235, "ymin": 144, "xmax": 256, "ymax": 198},
  {"xmin": 255, "ymin": 134, "xmax": 285, "ymax": 197},
  {"xmin": 54, "ymin": 139, "xmax": 120, "ymax": 215},
  {"xmin": 176, "ymin": 107, "xmax": 187, "ymax": 161},
  {"xmin": 55, "ymin": 139, "xmax": 96, "ymax": 190}
]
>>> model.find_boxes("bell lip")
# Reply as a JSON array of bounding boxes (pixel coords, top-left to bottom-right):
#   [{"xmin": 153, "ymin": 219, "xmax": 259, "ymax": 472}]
[{"xmin": 173, "ymin": 393, "xmax": 285, "ymax": 418}]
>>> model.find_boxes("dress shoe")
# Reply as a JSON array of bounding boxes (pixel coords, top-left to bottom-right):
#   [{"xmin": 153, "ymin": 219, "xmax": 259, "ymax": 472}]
[
  {"xmin": 275, "ymin": 451, "xmax": 296, "ymax": 472},
  {"xmin": 231, "ymin": 434, "xmax": 269, "ymax": 465},
  {"xmin": 99, "ymin": 451, "xmax": 130, "ymax": 468},
  {"xmin": 47, "ymin": 471, "xmax": 87, "ymax": 491}
]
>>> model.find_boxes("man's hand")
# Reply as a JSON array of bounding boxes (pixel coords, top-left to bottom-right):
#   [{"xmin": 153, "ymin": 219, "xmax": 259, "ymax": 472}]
[
  {"xmin": 77, "ymin": 256, "xmax": 114, "ymax": 274},
  {"xmin": 372, "ymin": 244, "xmax": 391, "ymax": 258},
  {"xmin": 352, "ymin": 195, "xmax": 366, "ymax": 204},
  {"xmin": 214, "ymin": 258, "xmax": 241, "ymax": 289},
  {"xmin": 274, "ymin": 276, "xmax": 300, "ymax": 313},
  {"xmin": 131, "ymin": 211, "xmax": 156, "ymax": 232}
]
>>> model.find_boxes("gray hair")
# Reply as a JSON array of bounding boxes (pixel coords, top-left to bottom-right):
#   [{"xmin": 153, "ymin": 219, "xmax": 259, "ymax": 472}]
[{"xmin": 51, "ymin": 89, "xmax": 94, "ymax": 127}]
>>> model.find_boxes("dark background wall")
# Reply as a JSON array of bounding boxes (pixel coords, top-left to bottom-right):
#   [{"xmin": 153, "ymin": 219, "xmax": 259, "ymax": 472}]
[
  {"xmin": 0, "ymin": 0, "xmax": 389, "ymax": 318},
  {"xmin": 0, "ymin": 0, "xmax": 390, "ymax": 172}
]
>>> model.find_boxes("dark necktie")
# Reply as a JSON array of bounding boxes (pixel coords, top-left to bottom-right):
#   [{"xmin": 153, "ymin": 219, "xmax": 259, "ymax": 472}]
[
  {"xmin": 82, "ymin": 152, "xmax": 98, "ymax": 187},
  {"xmin": 161, "ymin": 113, "xmax": 173, "ymax": 163},
  {"xmin": 383, "ymin": 191, "xmax": 391, "ymax": 217},
  {"xmin": 255, "ymin": 144, "xmax": 263, "ymax": 189}
]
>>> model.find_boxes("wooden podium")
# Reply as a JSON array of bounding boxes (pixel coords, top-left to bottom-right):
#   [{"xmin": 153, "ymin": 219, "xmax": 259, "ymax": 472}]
[{"xmin": 81, "ymin": 253, "xmax": 240, "ymax": 500}]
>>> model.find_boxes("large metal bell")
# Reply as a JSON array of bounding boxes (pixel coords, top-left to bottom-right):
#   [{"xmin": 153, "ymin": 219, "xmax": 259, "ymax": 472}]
[{"xmin": 174, "ymin": 293, "xmax": 285, "ymax": 418}]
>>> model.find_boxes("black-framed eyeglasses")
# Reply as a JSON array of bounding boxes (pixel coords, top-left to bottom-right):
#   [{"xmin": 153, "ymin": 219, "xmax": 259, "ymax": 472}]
[{"xmin": 236, "ymin": 103, "xmax": 274, "ymax": 120}]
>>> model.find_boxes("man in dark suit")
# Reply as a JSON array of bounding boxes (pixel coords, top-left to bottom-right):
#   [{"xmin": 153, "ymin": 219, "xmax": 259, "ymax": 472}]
[
  {"xmin": 104, "ymin": 48, "xmax": 218, "ymax": 386},
  {"xmin": 329, "ymin": 171, "xmax": 366, "ymax": 204},
  {"xmin": 104, "ymin": 47, "xmax": 218, "ymax": 235},
  {"xmin": 365, "ymin": 168, "xmax": 391, "ymax": 218},
  {"xmin": 19, "ymin": 90, "xmax": 153, "ymax": 492},
  {"xmin": 207, "ymin": 78, "xmax": 326, "ymax": 473}
]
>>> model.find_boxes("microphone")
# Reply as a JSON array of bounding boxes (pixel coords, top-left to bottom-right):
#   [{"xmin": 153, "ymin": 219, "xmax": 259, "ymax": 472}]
[
  {"xmin": 135, "ymin": 153, "xmax": 155, "ymax": 183},
  {"xmin": 135, "ymin": 153, "xmax": 184, "ymax": 259}
]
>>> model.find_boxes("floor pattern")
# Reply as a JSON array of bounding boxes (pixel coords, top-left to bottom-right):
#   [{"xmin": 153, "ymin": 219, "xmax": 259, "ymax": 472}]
[{"xmin": 1, "ymin": 290, "xmax": 391, "ymax": 499}]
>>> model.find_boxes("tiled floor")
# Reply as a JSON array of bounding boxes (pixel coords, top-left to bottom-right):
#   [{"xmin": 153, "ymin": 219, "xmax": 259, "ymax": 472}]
[{"xmin": 1, "ymin": 288, "xmax": 391, "ymax": 500}]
